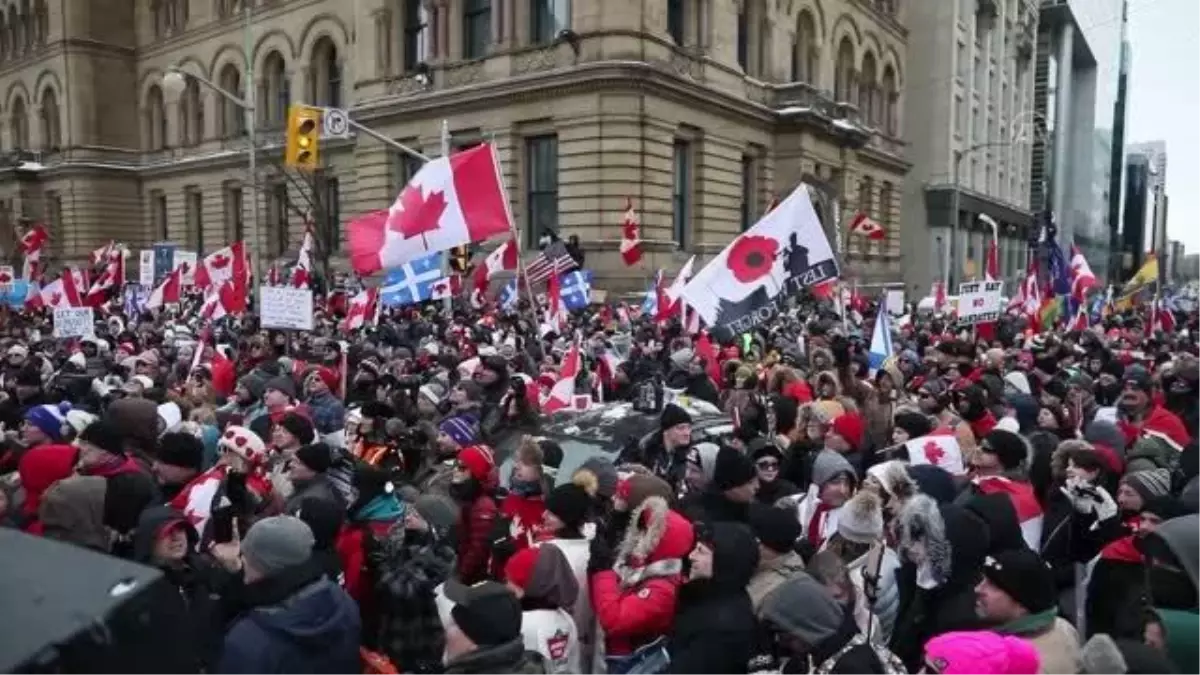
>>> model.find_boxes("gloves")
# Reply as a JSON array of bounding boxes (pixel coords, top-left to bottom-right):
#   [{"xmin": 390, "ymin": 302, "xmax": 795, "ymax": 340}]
[
  {"xmin": 587, "ymin": 535, "xmax": 615, "ymax": 576},
  {"xmin": 1060, "ymin": 478, "xmax": 1118, "ymax": 522}
]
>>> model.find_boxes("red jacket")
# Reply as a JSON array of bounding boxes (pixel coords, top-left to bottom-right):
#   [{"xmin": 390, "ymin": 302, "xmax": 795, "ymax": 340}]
[
  {"xmin": 1119, "ymin": 405, "xmax": 1192, "ymax": 450},
  {"xmin": 336, "ymin": 518, "xmax": 394, "ymax": 628},
  {"xmin": 457, "ymin": 493, "xmax": 498, "ymax": 584},
  {"xmin": 495, "ymin": 493, "xmax": 547, "ymax": 569},
  {"xmin": 590, "ymin": 567, "xmax": 683, "ymax": 657}
]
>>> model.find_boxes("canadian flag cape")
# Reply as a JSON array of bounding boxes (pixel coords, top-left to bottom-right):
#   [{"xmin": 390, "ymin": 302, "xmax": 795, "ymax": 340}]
[
  {"xmin": 348, "ymin": 143, "xmax": 511, "ymax": 275},
  {"xmin": 975, "ymin": 475, "xmax": 1044, "ymax": 551}
]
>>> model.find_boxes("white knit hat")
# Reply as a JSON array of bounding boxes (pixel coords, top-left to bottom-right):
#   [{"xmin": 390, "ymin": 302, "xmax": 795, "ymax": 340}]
[{"xmin": 219, "ymin": 425, "xmax": 267, "ymax": 465}]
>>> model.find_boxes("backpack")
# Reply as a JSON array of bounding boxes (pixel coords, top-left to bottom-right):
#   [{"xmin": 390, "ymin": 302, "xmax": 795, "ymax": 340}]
[{"xmin": 814, "ymin": 634, "xmax": 907, "ymax": 675}]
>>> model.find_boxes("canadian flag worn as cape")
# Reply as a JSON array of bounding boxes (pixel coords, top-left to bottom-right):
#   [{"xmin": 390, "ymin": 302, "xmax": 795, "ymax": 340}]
[
  {"xmin": 348, "ymin": 144, "xmax": 511, "ymax": 275},
  {"xmin": 975, "ymin": 475, "xmax": 1044, "ymax": 550}
]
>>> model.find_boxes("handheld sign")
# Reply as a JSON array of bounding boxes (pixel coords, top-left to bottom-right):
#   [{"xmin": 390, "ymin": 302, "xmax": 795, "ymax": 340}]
[
  {"xmin": 53, "ymin": 307, "xmax": 96, "ymax": 339},
  {"xmin": 260, "ymin": 286, "xmax": 314, "ymax": 331}
]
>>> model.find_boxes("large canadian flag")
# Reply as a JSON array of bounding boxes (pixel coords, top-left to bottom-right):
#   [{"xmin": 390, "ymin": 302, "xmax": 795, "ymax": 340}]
[
  {"xmin": 194, "ymin": 241, "xmax": 249, "ymax": 314},
  {"xmin": 347, "ymin": 144, "xmax": 511, "ymax": 275},
  {"xmin": 27, "ymin": 272, "xmax": 83, "ymax": 310}
]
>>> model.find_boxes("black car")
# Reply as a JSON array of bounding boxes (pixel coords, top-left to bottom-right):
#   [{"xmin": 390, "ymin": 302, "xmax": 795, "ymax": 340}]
[{"xmin": 496, "ymin": 398, "xmax": 735, "ymax": 486}]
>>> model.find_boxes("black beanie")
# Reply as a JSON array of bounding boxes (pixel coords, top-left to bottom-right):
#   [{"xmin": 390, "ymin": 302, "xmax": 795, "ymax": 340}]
[
  {"xmin": 545, "ymin": 483, "xmax": 591, "ymax": 531},
  {"xmin": 981, "ymin": 548, "xmax": 1056, "ymax": 613},
  {"xmin": 276, "ymin": 412, "xmax": 316, "ymax": 445},
  {"xmin": 78, "ymin": 419, "xmax": 125, "ymax": 456},
  {"xmin": 748, "ymin": 504, "xmax": 801, "ymax": 553},
  {"xmin": 981, "ymin": 429, "xmax": 1028, "ymax": 471},
  {"xmin": 294, "ymin": 442, "xmax": 334, "ymax": 474},
  {"xmin": 893, "ymin": 411, "xmax": 933, "ymax": 439},
  {"xmin": 712, "ymin": 446, "xmax": 757, "ymax": 491},
  {"xmin": 661, "ymin": 403, "xmax": 692, "ymax": 431},
  {"xmin": 157, "ymin": 431, "xmax": 204, "ymax": 472}
]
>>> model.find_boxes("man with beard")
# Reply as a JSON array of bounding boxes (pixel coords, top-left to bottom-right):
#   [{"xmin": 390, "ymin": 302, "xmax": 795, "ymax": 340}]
[
  {"xmin": 1095, "ymin": 359, "xmax": 1126, "ymax": 407},
  {"xmin": 1162, "ymin": 359, "xmax": 1199, "ymax": 434},
  {"xmin": 1117, "ymin": 366, "xmax": 1192, "ymax": 473}
]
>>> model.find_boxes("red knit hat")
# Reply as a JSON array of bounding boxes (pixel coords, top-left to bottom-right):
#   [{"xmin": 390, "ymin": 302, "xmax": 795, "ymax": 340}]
[
  {"xmin": 457, "ymin": 445, "xmax": 495, "ymax": 483},
  {"xmin": 504, "ymin": 547, "xmax": 539, "ymax": 589},
  {"xmin": 313, "ymin": 366, "xmax": 340, "ymax": 392},
  {"xmin": 830, "ymin": 412, "xmax": 865, "ymax": 451}
]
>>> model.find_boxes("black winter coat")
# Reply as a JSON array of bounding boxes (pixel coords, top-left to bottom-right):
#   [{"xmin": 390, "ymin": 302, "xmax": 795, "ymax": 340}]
[{"xmin": 373, "ymin": 527, "xmax": 457, "ymax": 674}]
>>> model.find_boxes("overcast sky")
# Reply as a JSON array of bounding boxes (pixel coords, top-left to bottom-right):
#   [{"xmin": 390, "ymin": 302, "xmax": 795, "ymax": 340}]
[{"xmin": 1125, "ymin": 0, "xmax": 1199, "ymax": 252}]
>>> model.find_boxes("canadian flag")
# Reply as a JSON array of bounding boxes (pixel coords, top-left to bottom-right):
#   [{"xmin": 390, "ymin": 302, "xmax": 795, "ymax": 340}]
[
  {"xmin": 85, "ymin": 246, "xmax": 126, "ymax": 306},
  {"xmin": 342, "ymin": 287, "xmax": 379, "ymax": 332},
  {"xmin": 542, "ymin": 339, "xmax": 580, "ymax": 414},
  {"xmin": 619, "ymin": 197, "xmax": 643, "ymax": 266},
  {"xmin": 694, "ymin": 331, "xmax": 723, "ymax": 390},
  {"xmin": 1068, "ymin": 302, "xmax": 1089, "ymax": 332},
  {"xmin": 1150, "ymin": 297, "xmax": 1176, "ymax": 334},
  {"xmin": 848, "ymin": 211, "xmax": 886, "ymax": 240},
  {"xmin": 194, "ymin": 241, "xmax": 249, "ymax": 314},
  {"xmin": 472, "ymin": 237, "xmax": 518, "ymax": 298},
  {"xmin": 19, "ymin": 224, "xmax": 49, "ymax": 280},
  {"xmin": 200, "ymin": 284, "xmax": 228, "ymax": 321},
  {"xmin": 146, "ymin": 263, "xmax": 185, "ymax": 310},
  {"xmin": 976, "ymin": 475, "xmax": 1044, "ymax": 551},
  {"xmin": 431, "ymin": 274, "xmax": 462, "ymax": 300},
  {"xmin": 904, "ymin": 429, "xmax": 965, "ymax": 475},
  {"xmin": 660, "ymin": 256, "xmax": 695, "ymax": 321},
  {"xmin": 293, "ymin": 223, "xmax": 314, "ymax": 288},
  {"xmin": 347, "ymin": 144, "xmax": 511, "ymax": 275},
  {"xmin": 26, "ymin": 271, "xmax": 83, "ymax": 310},
  {"xmin": 540, "ymin": 271, "xmax": 567, "ymax": 337},
  {"xmin": 932, "ymin": 281, "xmax": 948, "ymax": 311},
  {"xmin": 1069, "ymin": 245, "xmax": 1097, "ymax": 301}
]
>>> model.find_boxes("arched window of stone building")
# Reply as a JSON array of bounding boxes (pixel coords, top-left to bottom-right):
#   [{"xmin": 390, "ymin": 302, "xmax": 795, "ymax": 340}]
[
  {"xmin": 145, "ymin": 85, "xmax": 167, "ymax": 150},
  {"xmin": 834, "ymin": 36, "xmax": 855, "ymax": 102},
  {"xmin": 39, "ymin": 87, "xmax": 59, "ymax": 148},
  {"xmin": 882, "ymin": 65, "xmax": 898, "ymax": 135},
  {"xmin": 860, "ymin": 52, "xmax": 877, "ymax": 125},
  {"xmin": 792, "ymin": 10, "xmax": 817, "ymax": 84},
  {"xmin": 218, "ymin": 64, "xmax": 244, "ymax": 136},
  {"xmin": 11, "ymin": 96, "xmax": 29, "ymax": 149},
  {"xmin": 180, "ymin": 78, "xmax": 204, "ymax": 145},
  {"xmin": 263, "ymin": 51, "xmax": 289, "ymax": 128},
  {"xmin": 311, "ymin": 37, "xmax": 341, "ymax": 108}
]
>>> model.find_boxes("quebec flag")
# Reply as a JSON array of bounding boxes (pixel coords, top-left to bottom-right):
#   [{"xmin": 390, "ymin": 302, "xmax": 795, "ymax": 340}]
[
  {"xmin": 380, "ymin": 252, "xmax": 444, "ymax": 307},
  {"xmin": 498, "ymin": 279, "xmax": 519, "ymax": 310},
  {"xmin": 561, "ymin": 270, "xmax": 593, "ymax": 311},
  {"xmin": 868, "ymin": 301, "xmax": 894, "ymax": 376}
]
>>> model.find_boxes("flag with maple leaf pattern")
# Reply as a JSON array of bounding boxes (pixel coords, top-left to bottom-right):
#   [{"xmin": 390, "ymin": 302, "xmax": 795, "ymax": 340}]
[
  {"xmin": 347, "ymin": 144, "xmax": 511, "ymax": 275},
  {"xmin": 26, "ymin": 271, "xmax": 83, "ymax": 310},
  {"xmin": 194, "ymin": 241, "xmax": 249, "ymax": 314},
  {"xmin": 903, "ymin": 429, "xmax": 964, "ymax": 475},
  {"xmin": 146, "ymin": 262, "xmax": 185, "ymax": 310}
]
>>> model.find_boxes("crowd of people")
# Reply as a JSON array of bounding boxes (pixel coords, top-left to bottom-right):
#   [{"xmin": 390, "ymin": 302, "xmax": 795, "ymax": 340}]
[{"xmin": 0, "ymin": 291, "xmax": 1196, "ymax": 675}]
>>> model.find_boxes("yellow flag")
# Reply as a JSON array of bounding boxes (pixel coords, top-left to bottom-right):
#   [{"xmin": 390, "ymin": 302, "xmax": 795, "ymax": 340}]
[{"xmin": 1115, "ymin": 256, "xmax": 1159, "ymax": 310}]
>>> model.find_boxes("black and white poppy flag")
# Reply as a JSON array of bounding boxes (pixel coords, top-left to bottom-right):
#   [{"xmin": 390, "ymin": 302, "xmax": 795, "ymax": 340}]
[{"xmin": 681, "ymin": 183, "xmax": 838, "ymax": 338}]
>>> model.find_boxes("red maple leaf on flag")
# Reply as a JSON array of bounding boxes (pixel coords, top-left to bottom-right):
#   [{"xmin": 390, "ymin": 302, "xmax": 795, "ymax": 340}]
[
  {"xmin": 0, "ymin": 270, "xmax": 11, "ymax": 283},
  {"xmin": 50, "ymin": 292, "xmax": 61, "ymax": 305},
  {"xmin": 392, "ymin": 186, "xmax": 449, "ymax": 248},
  {"xmin": 923, "ymin": 440, "xmax": 945, "ymax": 466},
  {"xmin": 210, "ymin": 254, "xmax": 230, "ymax": 269}
]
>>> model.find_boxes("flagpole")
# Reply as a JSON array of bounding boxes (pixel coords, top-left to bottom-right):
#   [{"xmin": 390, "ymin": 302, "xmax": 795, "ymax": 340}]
[
  {"xmin": 484, "ymin": 135, "xmax": 539, "ymax": 319},
  {"xmin": 439, "ymin": 121, "xmax": 453, "ymax": 315}
]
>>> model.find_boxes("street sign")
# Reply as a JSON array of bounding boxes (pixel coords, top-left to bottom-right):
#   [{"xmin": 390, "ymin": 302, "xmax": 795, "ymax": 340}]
[{"xmin": 323, "ymin": 108, "xmax": 349, "ymax": 137}]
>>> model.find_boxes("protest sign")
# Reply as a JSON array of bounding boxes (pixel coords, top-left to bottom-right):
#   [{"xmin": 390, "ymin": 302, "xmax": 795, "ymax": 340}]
[
  {"xmin": 886, "ymin": 289, "xmax": 905, "ymax": 315},
  {"xmin": 53, "ymin": 307, "xmax": 95, "ymax": 338},
  {"xmin": 957, "ymin": 280, "xmax": 1004, "ymax": 324},
  {"xmin": 139, "ymin": 250, "xmax": 155, "ymax": 286},
  {"xmin": 260, "ymin": 286, "xmax": 314, "ymax": 330}
]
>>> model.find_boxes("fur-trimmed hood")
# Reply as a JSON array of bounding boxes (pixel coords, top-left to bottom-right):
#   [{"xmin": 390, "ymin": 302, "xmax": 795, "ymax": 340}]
[
  {"xmin": 896, "ymin": 494, "xmax": 952, "ymax": 585},
  {"xmin": 865, "ymin": 460, "xmax": 917, "ymax": 502},
  {"xmin": 813, "ymin": 369, "xmax": 843, "ymax": 398},
  {"xmin": 614, "ymin": 495, "xmax": 694, "ymax": 586}
]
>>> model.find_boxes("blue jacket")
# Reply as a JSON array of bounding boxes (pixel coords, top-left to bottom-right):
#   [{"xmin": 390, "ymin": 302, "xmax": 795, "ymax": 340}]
[{"xmin": 219, "ymin": 575, "xmax": 361, "ymax": 674}]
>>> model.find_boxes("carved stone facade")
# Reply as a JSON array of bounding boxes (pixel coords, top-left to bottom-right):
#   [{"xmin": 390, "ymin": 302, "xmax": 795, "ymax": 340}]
[{"xmin": 0, "ymin": 0, "xmax": 909, "ymax": 287}]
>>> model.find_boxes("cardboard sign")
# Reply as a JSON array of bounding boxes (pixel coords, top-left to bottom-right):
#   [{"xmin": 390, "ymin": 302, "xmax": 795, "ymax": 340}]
[
  {"xmin": 886, "ymin": 289, "xmax": 905, "ymax": 315},
  {"xmin": 174, "ymin": 250, "xmax": 198, "ymax": 286},
  {"xmin": 957, "ymin": 280, "xmax": 1004, "ymax": 324},
  {"xmin": 259, "ymin": 286, "xmax": 314, "ymax": 330},
  {"xmin": 139, "ymin": 250, "xmax": 155, "ymax": 286},
  {"xmin": 52, "ymin": 307, "xmax": 96, "ymax": 339}
]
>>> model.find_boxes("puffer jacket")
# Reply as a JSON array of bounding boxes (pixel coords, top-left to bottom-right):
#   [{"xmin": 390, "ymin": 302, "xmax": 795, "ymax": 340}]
[
  {"xmin": 747, "ymin": 550, "xmax": 807, "ymax": 614},
  {"xmin": 374, "ymin": 524, "xmax": 457, "ymax": 674},
  {"xmin": 590, "ymin": 496, "xmax": 695, "ymax": 658},
  {"xmin": 846, "ymin": 545, "xmax": 902, "ymax": 645},
  {"xmin": 457, "ymin": 474, "xmax": 499, "ymax": 585}
]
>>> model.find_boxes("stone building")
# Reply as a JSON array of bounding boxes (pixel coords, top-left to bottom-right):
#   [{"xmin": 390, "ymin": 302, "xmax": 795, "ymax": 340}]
[{"xmin": 0, "ymin": 0, "xmax": 908, "ymax": 289}]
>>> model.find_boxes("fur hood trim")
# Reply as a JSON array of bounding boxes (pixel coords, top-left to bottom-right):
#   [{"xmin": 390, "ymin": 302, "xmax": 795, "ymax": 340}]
[{"xmin": 896, "ymin": 493, "xmax": 952, "ymax": 584}]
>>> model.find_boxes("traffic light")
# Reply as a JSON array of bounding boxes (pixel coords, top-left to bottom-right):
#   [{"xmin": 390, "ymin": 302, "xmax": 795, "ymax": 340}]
[
  {"xmin": 285, "ymin": 105, "xmax": 321, "ymax": 170},
  {"xmin": 449, "ymin": 245, "xmax": 471, "ymax": 274}
]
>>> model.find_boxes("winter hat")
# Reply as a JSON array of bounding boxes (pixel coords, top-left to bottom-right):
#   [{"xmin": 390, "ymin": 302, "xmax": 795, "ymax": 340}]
[
  {"xmin": 414, "ymin": 493, "xmax": 460, "ymax": 534},
  {"xmin": 238, "ymin": 372, "xmax": 268, "ymax": 399},
  {"xmin": 1080, "ymin": 633, "xmax": 1180, "ymax": 674},
  {"xmin": 308, "ymin": 366, "xmax": 339, "ymax": 393},
  {"xmin": 837, "ymin": 489, "xmax": 884, "ymax": 544},
  {"xmin": 78, "ymin": 419, "xmax": 125, "ymax": 456},
  {"xmin": 156, "ymin": 402, "xmax": 183, "ymax": 433},
  {"xmin": 1004, "ymin": 371, "xmax": 1032, "ymax": 396},
  {"xmin": 866, "ymin": 459, "xmax": 917, "ymax": 501},
  {"xmin": 419, "ymin": 380, "xmax": 447, "ymax": 406},
  {"xmin": 1084, "ymin": 419, "xmax": 1129, "ymax": 458},
  {"xmin": 443, "ymin": 579, "xmax": 523, "ymax": 647},
  {"xmin": 545, "ymin": 483, "xmax": 591, "ymax": 531},
  {"xmin": 240, "ymin": 515, "xmax": 315, "ymax": 579},
  {"xmin": 64, "ymin": 410, "xmax": 97, "ymax": 437},
  {"xmin": 456, "ymin": 445, "xmax": 495, "ymax": 483},
  {"xmin": 893, "ymin": 410, "xmax": 934, "ymax": 439},
  {"xmin": 1121, "ymin": 468, "xmax": 1172, "ymax": 502},
  {"xmin": 276, "ymin": 411, "xmax": 316, "ymax": 445},
  {"xmin": 923, "ymin": 631, "xmax": 1041, "ymax": 674},
  {"xmin": 660, "ymin": 403, "xmax": 692, "ymax": 431},
  {"xmin": 829, "ymin": 412, "xmax": 865, "ymax": 450},
  {"xmin": 748, "ymin": 503, "xmax": 802, "ymax": 554},
  {"xmin": 1067, "ymin": 371, "xmax": 1095, "ymax": 392},
  {"xmin": 1122, "ymin": 365, "xmax": 1153, "ymax": 392},
  {"xmin": 574, "ymin": 456, "xmax": 619, "ymax": 499},
  {"xmin": 907, "ymin": 464, "xmax": 957, "ymax": 504},
  {"xmin": 980, "ymin": 429, "xmax": 1028, "ymax": 471},
  {"xmin": 617, "ymin": 472, "xmax": 674, "ymax": 511},
  {"xmin": 981, "ymin": 549, "xmax": 1056, "ymax": 613},
  {"xmin": 157, "ymin": 431, "xmax": 204, "ymax": 472},
  {"xmin": 439, "ymin": 415, "xmax": 477, "ymax": 447},
  {"xmin": 536, "ymin": 439, "xmax": 564, "ymax": 478},
  {"xmin": 24, "ymin": 402, "xmax": 71, "ymax": 441},
  {"xmin": 218, "ymin": 426, "xmax": 268, "ymax": 466},
  {"xmin": 686, "ymin": 442, "xmax": 722, "ymax": 485},
  {"xmin": 263, "ymin": 374, "xmax": 297, "ymax": 400},
  {"xmin": 503, "ymin": 547, "xmax": 541, "ymax": 591},
  {"xmin": 811, "ymin": 449, "xmax": 856, "ymax": 488},
  {"xmin": 760, "ymin": 572, "xmax": 845, "ymax": 647},
  {"xmin": 294, "ymin": 442, "xmax": 334, "ymax": 474},
  {"xmin": 712, "ymin": 445, "xmax": 757, "ymax": 491}
]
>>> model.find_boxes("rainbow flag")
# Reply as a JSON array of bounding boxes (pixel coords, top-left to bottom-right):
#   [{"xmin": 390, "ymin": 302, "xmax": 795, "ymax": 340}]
[{"xmin": 1038, "ymin": 296, "xmax": 1064, "ymax": 329}]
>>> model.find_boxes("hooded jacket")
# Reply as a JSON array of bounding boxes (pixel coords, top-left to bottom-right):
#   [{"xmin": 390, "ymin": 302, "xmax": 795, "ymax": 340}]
[
  {"xmin": 668, "ymin": 522, "xmax": 759, "ymax": 673},
  {"xmin": 374, "ymin": 524, "xmax": 457, "ymax": 674},
  {"xmin": 1142, "ymin": 514, "xmax": 1199, "ymax": 673},
  {"xmin": 17, "ymin": 443, "xmax": 77, "ymax": 533},
  {"xmin": 590, "ymin": 496, "xmax": 695, "ymax": 657},
  {"xmin": 219, "ymin": 560, "xmax": 361, "ymax": 674},
  {"xmin": 39, "ymin": 475, "xmax": 110, "ymax": 552}
]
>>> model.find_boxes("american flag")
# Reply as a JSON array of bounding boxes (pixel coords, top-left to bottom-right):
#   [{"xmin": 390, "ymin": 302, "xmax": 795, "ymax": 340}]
[{"xmin": 524, "ymin": 240, "xmax": 576, "ymax": 284}]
